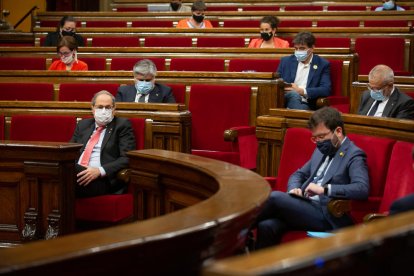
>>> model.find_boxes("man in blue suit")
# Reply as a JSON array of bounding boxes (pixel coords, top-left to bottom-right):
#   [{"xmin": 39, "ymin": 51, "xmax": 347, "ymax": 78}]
[
  {"xmin": 277, "ymin": 31, "xmax": 331, "ymax": 110},
  {"xmin": 253, "ymin": 107, "xmax": 369, "ymax": 250}
]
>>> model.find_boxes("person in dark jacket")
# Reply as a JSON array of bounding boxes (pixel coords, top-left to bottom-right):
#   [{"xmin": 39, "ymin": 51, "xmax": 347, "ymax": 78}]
[{"xmin": 43, "ymin": 15, "xmax": 84, "ymax": 47}]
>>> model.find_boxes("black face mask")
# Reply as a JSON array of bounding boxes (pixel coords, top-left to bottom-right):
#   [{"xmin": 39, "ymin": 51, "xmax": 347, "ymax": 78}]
[
  {"xmin": 170, "ymin": 2, "xmax": 180, "ymax": 11},
  {"xmin": 316, "ymin": 133, "xmax": 339, "ymax": 157},
  {"xmin": 192, "ymin": 14, "xmax": 204, "ymax": 23},
  {"xmin": 61, "ymin": 30, "xmax": 75, "ymax": 37},
  {"xmin": 260, "ymin": 32, "xmax": 273, "ymax": 41}
]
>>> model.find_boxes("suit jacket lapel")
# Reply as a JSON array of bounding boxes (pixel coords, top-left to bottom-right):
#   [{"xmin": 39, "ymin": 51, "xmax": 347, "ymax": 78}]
[
  {"xmin": 321, "ymin": 139, "xmax": 351, "ymax": 185},
  {"xmin": 101, "ymin": 118, "xmax": 116, "ymax": 150},
  {"xmin": 81, "ymin": 122, "xmax": 96, "ymax": 151},
  {"xmin": 290, "ymin": 57, "xmax": 299, "ymax": 82},
  {"xmin": 362, "ymin": 96, "xmax": 375, "ymax": 116},
  {"xmin": 382, "ymin": 88, "xmax": 400, "ymax": 117},
  {"xmin": 306, "ymin": 56, "xmax": 317, "ymax": 87}
]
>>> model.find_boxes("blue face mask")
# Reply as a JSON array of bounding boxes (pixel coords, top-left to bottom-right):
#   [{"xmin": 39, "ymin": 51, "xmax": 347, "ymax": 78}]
[
  {"xmin": 135, "ymin": 81, "xmax": 154, "ymax": 95},
  {"xmin": 370, "ymin": 89, "xmax": 386, "ymax": 101},
  {"xmin": 383, "ymin": 1, "xmax": 395, "ymax": 10},
  {"xmin": 294, "ymin": 50, "xmax": 309, "ymax": 62}
]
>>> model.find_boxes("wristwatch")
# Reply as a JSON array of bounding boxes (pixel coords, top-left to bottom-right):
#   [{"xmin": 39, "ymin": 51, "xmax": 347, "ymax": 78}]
[{"xmin": 324, "ymin": 186, "xmax": 329, "ymax": 196}]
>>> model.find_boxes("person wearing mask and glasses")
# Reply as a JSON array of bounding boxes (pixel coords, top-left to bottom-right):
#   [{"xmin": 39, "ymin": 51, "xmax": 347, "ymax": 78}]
[
  {"xmin": 375, "ymin": 0, "xmax": 405, "ymax": 11},
  {"xmin": 358, "ymin": 64, "xmax": 414, "ymax": 119},
  {"xmin": 115, "ymin": 59, "xmax": 175, "ymax": 103},
  {"xmin": 169, "ymin": 0, "xmax": 191, "ymax": 12},
  {"xmin": 176, "ymin": 0, "xmax": 213, "ymax": 28},
  {"xmin": 248, "ymin": 16, "xmax": 289, "ymax": 49},
  {"xmin": 70, "ymin": 90, "xmax": 136, "ymax": 198},
  {"xmin": 48, "ymin": 36, "xmax": 88, "ymax": 71},
  {"xmin": 43, "ymin": 15, "xmax": 85, "ymax": 47}
]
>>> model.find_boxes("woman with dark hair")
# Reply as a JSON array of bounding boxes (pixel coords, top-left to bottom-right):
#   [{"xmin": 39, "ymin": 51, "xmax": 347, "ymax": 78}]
[
  {"xmin": 248, "ymin": 16, "xmax": 289, "ymax": 49},
  {"xmin": 43, "ymin": 15, "xmax": 84, "ymax": 46},
  {"xmin": 48, "ymin": 36, "xmax": 88, "ymax": 71}
]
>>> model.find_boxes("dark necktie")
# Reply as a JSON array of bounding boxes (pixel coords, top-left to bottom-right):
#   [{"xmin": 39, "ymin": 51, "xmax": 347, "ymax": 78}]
[
  {"xmin": 368, "ymin": 100, "xmax": 382, "ymax": 116},
  {"xmin": 138, "ymin": 94, "xmax": 146, "ymax": 103}
]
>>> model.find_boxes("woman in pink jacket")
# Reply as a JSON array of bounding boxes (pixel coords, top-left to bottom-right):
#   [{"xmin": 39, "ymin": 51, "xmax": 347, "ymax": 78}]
[{"xmin": 248, "ymin": 16, "xmax": 289, "ymax": 49}]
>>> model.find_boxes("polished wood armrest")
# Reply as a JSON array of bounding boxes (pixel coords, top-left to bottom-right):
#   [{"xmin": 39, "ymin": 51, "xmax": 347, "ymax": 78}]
[
  {"xmin": 224, "ymin": 126, "xmax": 256, "ymax": 142},
  {"xmin": 117, "ymin": 168, "xmax": 131, "ymax": 183},
  {"xmin": 328, "ymin": 199, "xmax": 351, "ymax": 218},
  {"xmin": 363, "ymin": 213, "xmax": 388, "ymax": 222},
  {"xmin": 316, "ymin": 97, "xmax": 329, "ymax": 108}
]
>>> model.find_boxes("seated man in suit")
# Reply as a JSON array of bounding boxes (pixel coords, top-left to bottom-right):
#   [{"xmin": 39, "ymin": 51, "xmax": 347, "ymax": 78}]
[
  {"xmin": 71, "ymin": 90, "xmax": 136, "ymax": 198},
  {"xmin": 251, "ymin": 107, "xmax": 369, "ymax": 250},
  {"xmin": 116, "ymin": 59, "xmax": 176, "ymax": 103},
  {"xmin": 277, "ymin": 31, "xmax": 331, "ymax": 110},
  {"xmin": 358, "ymin": 64, "xmax": 414, "ymax": 120}
]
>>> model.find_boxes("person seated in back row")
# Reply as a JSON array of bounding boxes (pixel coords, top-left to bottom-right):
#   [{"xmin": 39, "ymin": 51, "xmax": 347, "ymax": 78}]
[
  {"xmin": 375, "ymin": 0, "xmax": 405, "ymax": 11},
  {"xmin": 176, "ymin": 0, "xmax": 213, "ymax": 28},
  {"xmin": 358, "ymin": 64, "xmax": 414, "ymax": 120},
  {"xmin": 48, "ymin": 36, "xmax": 88, "ymax": 71},
  {"xmin": 43, "ymin": 15, "xmax": 84, "ymax": 47},
  {"xmin": 248, "ymin": 16, "xmax": 289, "ymax": 49},
  {"xmin": 277, "ymin": 31, "xmax": 331, "ymax": 110},
  {"xmin": 116, "ymin": 59, "xmax": 176, "ymax": 103},
  {"xmin": 170, "ymin": 0, "xmax": 191, "ymax": 12}
]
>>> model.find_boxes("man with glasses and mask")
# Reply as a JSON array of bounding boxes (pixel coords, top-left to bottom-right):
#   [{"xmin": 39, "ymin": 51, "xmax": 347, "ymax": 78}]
[
  {"xmin": 358, "ymin": 64, "xmax": 414, "ymax": 120},
  {"xmin": 169, "ymin": 0, "xmax": 191, "ymax": 12},
  {"xmin": 176, "ymin": 0, "xmax": 213, "ymax": 28},
  {"xmin": 277, "ymin": 31, "xmax": 331, "ymax": 110},
  {"xmin": 116, "ymin": 59, "xmax": 175, "ymax": 103},
  {"xmin": 70, "ymin": 90, "xmax": 136, "ymax": 198},
  {"xmin": 248, "ymin": 107, "xmax": 369, "ymax": 250}
]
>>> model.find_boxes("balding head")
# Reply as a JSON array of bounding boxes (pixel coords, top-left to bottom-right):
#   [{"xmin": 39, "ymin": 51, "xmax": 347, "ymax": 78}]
[{"xmin": 368, "ymin": 64, "xmax": 395, "ymax": 97}]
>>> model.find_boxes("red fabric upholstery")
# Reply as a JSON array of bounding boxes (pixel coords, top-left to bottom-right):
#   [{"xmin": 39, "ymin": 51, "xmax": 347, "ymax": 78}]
[
  {"xmin": 131, "ymin": 21, "xmax": 173, "ymax": 27},
  {"xmin": 284, "ymin": 6, "xmax": 324, "ymax": 11},
  {"xmin": 80, "ymin": 57, "xmax": 107, "ymax": 70},
  {"xmin": 378, "ymin": 141, "xmax": 414, "ymax": 213},
  {"xmin": 170, "ymin": 58, "xmax": 225, "ymax": 72},
  {"xmin": 0, "ymin": 57, "xmax": 46, "ymax": 70},
  {"xmin": 243, "ymin": 6, "xmax": 280, "ymax": 11},
  {"xmin": 317, "ymin": 20, "xmax": 360, "ymax": 27},
  {"xmin": 111, "ymin": 57, "xmax": 165, "ymax": 71},
  {"xmin": 364, "ymin": 20, "xmax": 409, "ymax": 27},
  {"xmin": 86, "ymin": 21, "xmax": 127, "ymax": 27},
  {"xmin": 0, "ymin": 83, "xmax": 54, "ymax": 101},
  {"xmin": 189, "ymin": 84, "xmax": 255, "ymax": 168},
  {"xmin": 228, "ymin": 59, "xmax": 280, "ymax": 72},
  {"xmin": 207, "ymin": 6, "xmax": 239, "ymax": 11},
  {"xmin": 165, "ymin": 83, "xmax": 186, "ymax": 104},
  {"xmin": 316, "ymin": 38, "xmax": 351, "ymax": 48},
  {"xmin": 197, "ymin": 37, "xmax": 245, "ymax": 47},
  {"xmin": 278, "ymin": 20, "xmax": 313, "ymax": 27},
  {"xmin": 59, "ymin": 83, "xmax": 119, "ymax": 101},
  {"xmin": 116, "ymin": 7, "xmax": 146, "ymax": 12},
  {"xmin": 128, "ymin": 117, "xmax": 146, "ymax": 150},
  {"xmin": 325, "ymin": 59, "xmax": 350, "ymax": 113},
  {"xmin": 355, "ymin": 37, "xmax": 406, "ymax": 75},
  {"xmin": 91, "ymin": 37, "xmax": 139, "ymax": 47},
  {"xmin": 10, "ymin": 115, "xmax": 77, "ymax": 142},
  {"xmin": 40, "ymin": 20, "xmax": 60, "ymax": 27},
  {"xmin": 327, "ymin": 6, "xmax": 368, "ymax": 11},
  {"xmin": 144, "ymin": 37, "xmax": 192, "ymax": 47},
  {"xmin": 222, "ymin": 20, "xmax": 260, "ymax": 27},
  {"xmin": 0, "ymin": 114, "xmax": 4, "ymax": 140}
]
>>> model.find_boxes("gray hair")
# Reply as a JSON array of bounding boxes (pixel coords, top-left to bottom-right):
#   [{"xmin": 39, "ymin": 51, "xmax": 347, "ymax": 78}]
[
  {"xmin": 133, "ymin": 59, "xmax": 157, "ymax": 77},
  {"xmin": 91, "ymin": 90, "xmax": 115, "ymax": 106},
  {"xmin": 368, "ymin": 64, "xmax": 394, "ymax": 85}
]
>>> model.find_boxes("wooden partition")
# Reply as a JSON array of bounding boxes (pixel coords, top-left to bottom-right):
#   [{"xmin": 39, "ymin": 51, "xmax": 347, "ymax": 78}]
[
  {"xmin": 0, "ymin": 141, "xmax": 81, "ymax": 245},
  {"xmin": 0, "ymin": 149, "xmax": 270, "ymax": 275},
  {"xmin": 255, "ymin": 108, "xmax": 414, "ymax": 177}
]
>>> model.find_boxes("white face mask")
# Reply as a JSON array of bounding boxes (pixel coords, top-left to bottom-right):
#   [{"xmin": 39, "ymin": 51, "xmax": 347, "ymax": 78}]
[
  {"xmin": 60, "ymin": 50, "xmax": 77, "ymax": 65},
  {"xmin": 94, "ymin": 108, "xmax": 113, "ymax": 126}
]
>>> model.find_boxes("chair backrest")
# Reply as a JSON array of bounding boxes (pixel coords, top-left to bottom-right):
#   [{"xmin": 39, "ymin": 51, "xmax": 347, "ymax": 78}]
[
  {"xmin": 189, "ymin": 84, "xmax": 252, "ymax": 151},
  {"xmin": 284, "ymin": 6, "xmax": 323, "ymax": 11},
  {"xmin": 364, "ymin": 20, "xmax": 408, "ymax": 27},
  {"xmin": 131, "ymin": 21, "xmax": 173, "ymax": 27},
  {"xmin": 165, "ymin": 83, "xmax": 186, "ymax": 104},
  {"xmin": 40, "ymin": 20, "xmax": 60, "ymax": 27},
  {"xmin": 277, "ymin": 128, "xmax": 315, "ymax": 192},
  {"xmin": 144, "ymin": 37, "xmax": 192, "ymax": 47},
  {"xmin": 316, "ymin": 37, "xmax": 351, "ymax": 48},
  {"xmin": 222, "ymin": 20, "xmax": 260, "ymax": 27},
  {"xmin": 327, "ymin": 5, "xmax": 367, "ymax": 11},
  {"xmin": 86, "ymin": 21, "xmax": 127, "ymax": 27},
  {"xmin": 228, "ymin": 59, "xmax": 280, "ymax": 73},
  {"xmin": 80, "ymin": 57, "xmax": 107, "ymax": 70},
  {"xmin": 116, "ymin": 7, "xmax": 146, "ymax": 12},
  {"xmin": 379, "ymin": 141, "xmax": 414, "ymax": 213},
  {"xmin": 59, "ymin": 83, "xmax": 119, "ymax": 101},
  {"xmin": 207, "ymin": 6, "xmax": 239, "ymax": 11},
  {"xmin": 278, "ymin": 20, "xmax": 313, "ymax": 27},
  {"xmin": 197, "ymin": 37, "xmax": 245, "ymax": 48},
  {"xmin": 128, "ymin": 117, "xmax": 147, "ymax": 150},
  {"xmin": 328, "ymin": 59, "xmax": 344, "ymax": 97},
  {"xmin": 243, "ymin": 6, "xmax": 280, "ymax": 11},
  {"xmin": 10, "ymin": 115, "xmax": 77, "ymax": 142},
  {"xmin": 170, "ymin": 58, "xmax": 225, "ymax": 72},
  {"xmin": 0, "ymin": 83, "xmax": 54, "ymax": 101},
  {"xmin": 110, "ymin": 57, "xmax": 165, "ymax": 71},
  {"xmin": 0, "ymin": 57, "xmax": 46, "ymax": 70},
  {"xmin": 91, "ymin": 37, "xmax": 140, "ymax": 47},
  {"xmin": 317, "ymin": 20, "xmax": 360, "ymax": 27},
  {"xmin": 0, "ymin": 114, "xmax": 4, "ymax": 140}
]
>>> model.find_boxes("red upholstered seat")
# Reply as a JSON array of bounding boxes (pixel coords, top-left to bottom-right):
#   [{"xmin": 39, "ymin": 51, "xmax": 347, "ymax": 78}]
[
  {"xmin": 278, "ymin": 20, "xmax": 313, "ymax": 27},
  {"xmin": 197, "ymin": 37, "xmax": 245, "ymax": 47},
  {"xmin": 222, "ymin": 20, "xmax": 260, "ymax": 27},
  {"xmin": 170, "ymin": 58, "xmax": 225, "ymax": 72},
  {"xmin": 317, "ymin": 20, "xmax": 360, "ymax": 27},
  {"xmin": 284, "ymin": 6, "xmax": 324, "ymax": 11},
  {"xmin": 189, "ymin": 84, "xmax": 257, "ymax": 169},
  {"xmin": 59, "ymin": 83, "xmax": 119, "ymax": 101},
  {"xmin": 327, "ymin": 5, "xmax": 368, "ymax": 11},
  {"xmin": 207, "ymin": 6, "xmax": 239, "ymax": 11},
  {"xmin": 144, "ymin": 37, "xmax": 192, "ymax": 47},
  {"xmin": 165, "ymin": 83, "xmax": 186, "ymax": 104},
  {"xmin": 40, "ymin": 20, "xmax": 60, "ymax": 27},
  {"xmin": 111, "ymin": 57, "xmax": 165, "ymax": 71},
  {"xmin": 86, "ymin": 21, "xmax": 127, "ymax": 27},
  {"xmin": 0, "ymin": 57, "xmax": 46, "ymax": 70},
  {"xmin": 0, "ymin": 83, "xmax": 54, "ymax": 101},
  {"xmin": 324, "ymin": 59, "xmax": 350, "ymax": 113},
  {"xmin": 80, "ymin": 57, "xmax": 107, "ymax": 70},
  {"xmin": 91, "ymin": 37, "xmax": 139, "ymax": 47},
  {"xmin": 316, "ymin": 38, "xmax": 351, "ymax": 48},
  {"xmin": 10, "ymin": 115, "xmax": 77, "ymax": 142},
  {"xmin": 116, "ymin": 7, "xmax": 146, "ymax": 12},
  {"xmin": 0, "ymin": 114, "xmax": 4, "ymax": 140},
  {"xmin": 131, "ymin": 21, "xmax": 173, "ymax": 27},
  {"xmin": 243, "ymin": 6, "xmax": 280, "ymax": 11},
  {"xmin": 228, "ymin": 59, "xmax": 280, "ymax": 73},
  {"xmin": 355, "ymin": 37, "xmax": 406, "ymax": 75},
  {"xmin": 364, "ymin": 20, "xmax": 409, "ymax": 27}
]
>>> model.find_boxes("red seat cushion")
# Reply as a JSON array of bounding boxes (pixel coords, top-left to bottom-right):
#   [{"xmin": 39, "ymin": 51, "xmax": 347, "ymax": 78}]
[
  {"xmin": 144, "ymin": 37, "xmax": 192, "ymax": 47},
  {"xmin": 59, "ymin": 83, "xmax": 119, "ymax": 101},
  {"xmin": 197, "ymin": 37, "xmax": 245, "ymax": 48},
  {"xmin": 327, "ymin": 5, "xmax": 367, "ymax": 11},
  {"xmin": 86, "ymin": 21, "xmax": 127, "ymax": 27},
  {"xmin": 0, "ymin": 57, "xmax": 46, "ymax": 70},
  {"xmin": 170, "ymin": 58, "xmax": 225, "ymax": 72},
  {"xmin": 91, "ymin": 37, "xmax": 139, "ymax": 47},
  {"xmin": 80, "ymin": 57, "xmax": 107, "ymax": 70},
  {"xmin": 131, "ymin": 21, "xmax": 173, "ymax": 27},
  {"xmin": 279, "ymin": 20, "xmax": 313, "ymax": 27},
  {"xmin": 364, "ymin": 20, "xmax": 408, "ymax": 27},
  {"xmin": 317, "ymin": 20, "xmax": 360, "ymax": 27},
  {"xmin": 111, "ymin": 57, "xmax": 165, "ymax": 71},
  {"xmin": 222, "ymin": 20, "xmax": 260, "ymax": 27},
  {"xmin": 0, "ymin": 83, "xmax": 54, "ymax": 101}
]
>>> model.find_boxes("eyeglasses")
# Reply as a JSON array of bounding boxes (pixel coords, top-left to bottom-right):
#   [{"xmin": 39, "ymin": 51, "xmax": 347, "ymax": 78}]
[
  {"xmin": 94, "ymin": 105, "xmax": 114, "ymax": 110},
  {"xmin": 367, "ymin": 83, "xmax": 389, "ymax": 91},
  {"xmin": 136, "ymin": 78, "xmax": 154, "ymax": 82},
  {"xmin": 58, "ymin": 51, "xmax": 72, "ymax": 57},
  {"xmin": 310, "ymin": 131, "xmax": 332, "ymax": 143}
]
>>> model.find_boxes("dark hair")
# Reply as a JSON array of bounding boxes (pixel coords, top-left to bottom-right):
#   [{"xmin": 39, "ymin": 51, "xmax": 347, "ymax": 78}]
[
  {"xmin": 57, "ymin": 35, "xmax": 78, "ymax": 52},
  {"xmin": 308, "ymin": 107, "xmax": 346, "ymax": 135},
  {"xmin": 56, "ymin": 15, "xmax": 77, "ymax": 32},
  {"xmin": 292, "ymin": 31, "xmax": 316, "ymax": 48},
  {"xmin": 191, "ymin": 0, "xmax": 206, "ymax": 11},
  {"xmin": 260, "ymin": 16, "xmax": 280, "ymax": 29}
]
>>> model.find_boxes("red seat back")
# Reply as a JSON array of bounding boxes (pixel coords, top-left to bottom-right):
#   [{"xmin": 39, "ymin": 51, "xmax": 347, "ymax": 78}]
[
  {"xmin": 86, "ymin": 21, "xmax": 126, "ymax": 27},
  {"xmin": 364, "ymin": 20, "xmax": 408, "ymax": 27},
  {"xmin": 116, "ymin": 7, "xmax": 146, "ymax": 12},
  {"xmin": 228, "ymin": 59, "xmax": 280, "ymax": 72},
  {"xmin": 222, "ymin": 20, "xmax": 260, "ymax": 27},
  {"xmin": 243, "ymin": 6, "xmax": 280, "ymax": 11},
  {"xmin": 0, "ymin": 114, "xmax": 4, "ymax": 140},
  {"xmin": 317, "ymin": 20, "xmax": 360, "ymax": 27},
  {"xmin": 59, "ymin": 83, "xmax": 119, "ymax": 101},
  {"xmin": 165, "ymin": 83, "xmax": 186, "ymax": 104},
  {"xmin": 10, "ymin": 115, "xmax": 77, "ymax": 142},
  {"xmin": 278, "ymin": 20, "xmax": 313, "ymax": 27},
  {"xmin": 91, "ymin": 37, "xmax": 139, "ymax": 47},
  {"xmin": 40, "ymin": 20, "xmax": 60, "ymax": 27},
  {"xmin": 316, "ymin": 37, "xmax": 351, "ymax": 48},
  {"xmin": 110, "ymin": 57, "xmax": 165, "ymax": 71},
  {"xmin": 0, "ymin": 57, "xmax": 46, "ymax": 70},
  {"xmin": 144, "ymin": 37, "xmax": 192, "ymax": 47},
  {"xmin": 197, "ymin": 37, "xmax": 245, "ymax": 47},
  {"xmin": 80, "ymin": 57, "xmax": 107, "ymax": 70},
  {"xmin": 327, "ymin": 5, "xmax": 368, "ymax": 11},
  {"xmin": 131, "ymin": 21, "xmax": 173, "ymax": 27},
  {"xmin": 285, "ymin": 6, "xmax": 323, "ymax": 11},
  {"xmin": 0, "ymin": 83, "xmax": 54, "ymax": 101},
  {"xmin": 128, "ymin": 117, "xmax": 146, "ymax": 150},
  {"xmin": 207, "ymin": 6, "xmax": 239, "ymax": 11},
  {"xmin": 170, "ymin": 58, "xmax": 225, "ymax": 72},
  {"xmin": 328, "ymin": 59, "xmax": 343, "ymax": 97}
]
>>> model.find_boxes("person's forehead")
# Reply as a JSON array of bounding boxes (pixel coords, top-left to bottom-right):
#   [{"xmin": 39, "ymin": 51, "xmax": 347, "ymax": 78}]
[
  {"xmin": 312, "ymin": 123, "xmax": 330, "ymax": 133},
  {"xmin": 135, "ymin": 73, "xmax": 154, "ymax": 79},
  {"xmin": 293, "ymin": 43, "xmax": 308, "ymax": 49},
  {"xmin": 95, "ymin": 94, "xmax": 112, "ymax": 104},
  {"xmin": 260, "ymin": 23, "xmax": 272, "ymax": 29},
  {"xmin": 63, "ymin": 21, "xmax": 76, "ymax": 28},
  {"xmin": 58, "ymin": 46, "xmax": 70, "ymax": 52}
]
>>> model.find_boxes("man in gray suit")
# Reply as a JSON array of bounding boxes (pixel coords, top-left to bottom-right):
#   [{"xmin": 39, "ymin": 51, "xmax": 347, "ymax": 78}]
[
  {"xmin": 116, "ymin": 59, "xmax": 176, "ymax": 103},
  {"xmin": 358, "ymin": 64, "xmax": 414, "ymax": 120},
  {"xmin": 252, "ymin": 107, "xmax": 369, "ymax": 250}
]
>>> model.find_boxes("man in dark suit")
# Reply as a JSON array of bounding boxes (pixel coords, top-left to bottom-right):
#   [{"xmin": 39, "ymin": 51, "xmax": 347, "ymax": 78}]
[
  {"xmin": 71, "ymin": 90, "xmax": 136, "ymax": 198},
  {"xmin": 116, "ymin": 59, "xmax": 176, "ymax": 103},
  {"xmin": 358, "ymin": 64, "xmax": 414, "ymax": 120},
  {"xmin": 277, "ymin": 31, "xmax": 331, "ymax": 110},
  {"xmin": 252, "ymin": 107, "xmax": 369, "ymax": 250}
]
